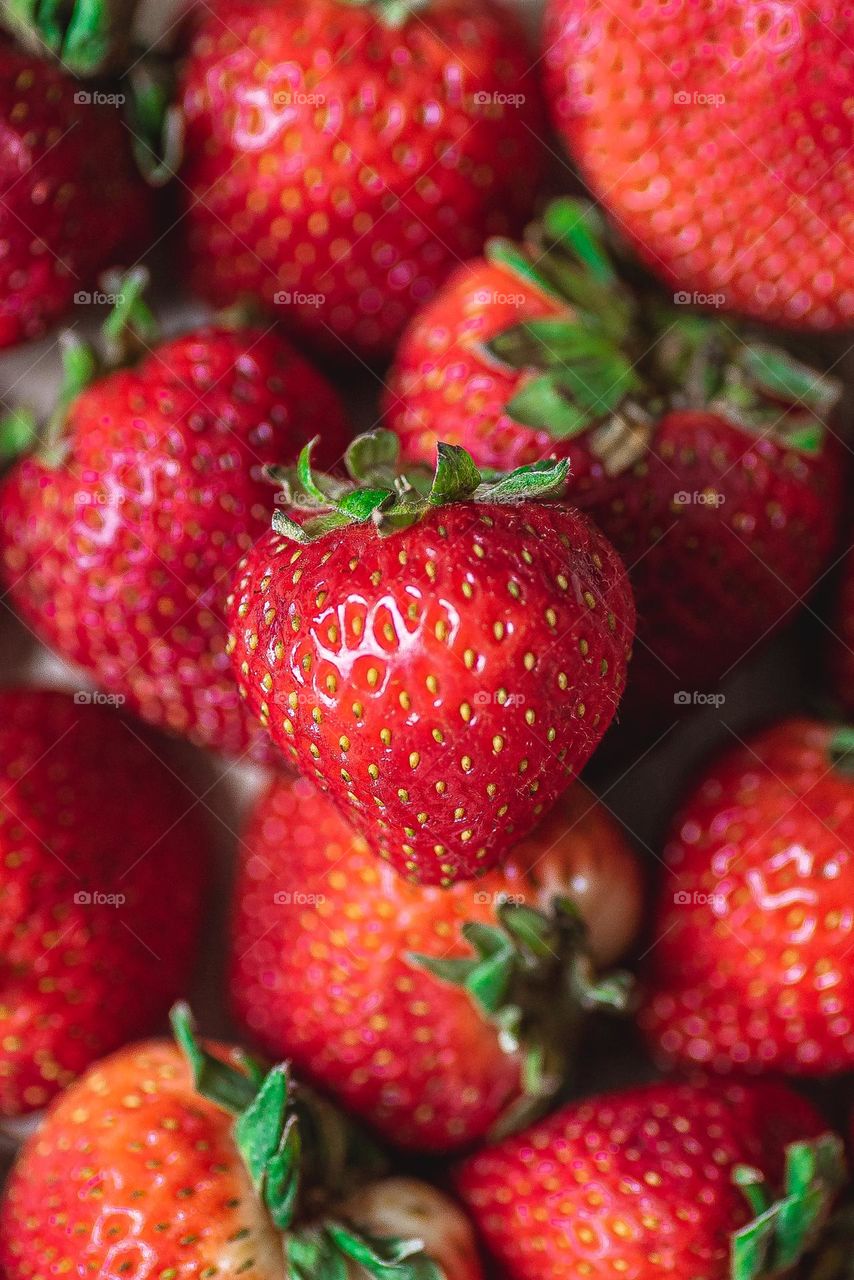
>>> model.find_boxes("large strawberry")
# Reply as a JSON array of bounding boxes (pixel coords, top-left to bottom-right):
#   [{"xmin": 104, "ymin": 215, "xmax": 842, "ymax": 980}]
[
  {"xmin": 0, "ymin": 1005, "xmax": 482, "ymax": 1280},
  {"xmin": 0, "ymin": 688, "xmax": 206, "ymax": 1118},
  {"xmin": 227, "ymin": 430, "xmax": 635, "ymax": 884},
  {"xmin": 230, "ymin": 773, "xmax": 641, "ymax": 1152},
  {"xmin": 455, "ymin": 1080, "xmax": 845, "ymax": 1280},
  {"xmin": 0, "ymin": 44, "xmax": 153, "ymax": 349},
  {"xmin": 543, "ymin": 0, "xmax": 854, "ymax": 332},
  {"xmin": 641, "ymin": 718, "xmax": 854, "ymax": 1076},
  {"xmin": 384, "ymin": 200, "xmax": 845, "ymax": 720},
  {"xmin": 177, "ymin": 0, "xmax": 547, "ymax": 362},
  {"xmin": 0, "ymin": 296, "xmax": 352, "ymax": 760}
]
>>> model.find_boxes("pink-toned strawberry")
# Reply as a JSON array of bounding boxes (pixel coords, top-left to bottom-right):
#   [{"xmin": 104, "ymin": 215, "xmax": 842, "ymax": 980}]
[
  {"xmin": 0, "ymin": 1005, "xmax": 482, "ymax": 1280},
  {"xmin": 0, "ymin": 688, "xmax": 206, "ymax": 1117},
  {"xmin": 641, "ymin": 718, "xmax": 854, "ymax": 1076},
  {"xmin": 230, "ymin": 773, "xmax": 641, "ymax": 1152},
  {"xmin": 177, "ymin": 0, "xmax": 547, "ymax": 362},
  {"xmin": 543, "ymin": 0, "xmax": 854, "ymax": 332},
  {"xmin": 0, "ymin": 300, "xmax": 352, "ymax": 760},
  {"xmin": 456, "ymin": 1080, "xmax": 845, "ymax": 1280},
  {"xmin": 384, "ymin": 200, "xmax": 845, "ymax": 721},
  {"xmin": 0, "ymin": 44, "xmax": 153, "ymax": 348},
  {"xmin": 829, "ymin": 545, "xmax": 854, "ymax": 715},
  {"xmin": 227, "ymin": 431, "xmax": 635, "ymax": 884}
]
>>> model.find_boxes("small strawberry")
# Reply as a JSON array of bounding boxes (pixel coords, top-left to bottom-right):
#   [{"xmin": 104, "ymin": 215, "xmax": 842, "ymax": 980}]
[
  {"xmin": 641, "ymin": 718, "xmax": 854, "ymax": 1076},
  {"xmin": 455, "ymin": 1080, "xmax": 845, "ymax": 1280},
  {"xmin": 384, "ymin": 200, "xmax": 845, "ymax": 721},
  {"xmin": 177, "ymin": 0, "xmax": 547, "ymax": 361},
  {"xmin": 0, "ymin": 1004, "xmax": 482, "ymax": 1280},
  {"xmin": 829, "ymin": 545, "xmax": 854, "ymax": 715},
  {"xmin": 0, "ymin": 688, "xmax": 206, "ymax": 1118},
  {"xmin": 543, "ymin": 0, "xmax": 854, "ymax": 331},
  {"xmin": 227, "ymin": 430, "xmax": 635, "ymax": 884},
  {"xmin": 230, "ymin": 773, "xmax": 641, "ymax": 1152},
  {"xmin": 0, "ymin": 44, "xmax": 153, "ymax": 349},
  {"xmin": 0, "ymin": 287, "xmax": 352, "ymax": 760}
]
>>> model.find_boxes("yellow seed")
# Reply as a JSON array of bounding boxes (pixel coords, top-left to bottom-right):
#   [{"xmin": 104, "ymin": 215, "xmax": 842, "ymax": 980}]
[
  {"xmin": 493, "ymin": 735, "xmax": 504, "ymax": 753},
  {"xmin": 460, "ymin": 702, "xmax": 472, "ymax": 723},
  {"xmin": 409, "ymin": 752, "xmax": 420, "ymax": 769}
]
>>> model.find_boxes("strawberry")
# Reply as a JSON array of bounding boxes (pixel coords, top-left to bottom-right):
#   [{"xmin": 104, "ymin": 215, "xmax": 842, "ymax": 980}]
[
  {"xmin": 829, "ymin": 545, "xmax": 854, "ymax": 715},
  {"xmin": 227, "ymin": 430, "xmax": 635, "ymax": 884},
  {"xmin": 455, "ymin": 1080, "xmax": 845, "ymax": 1280},
  {"xmin": 641, "ymin": 718, "xmax": 854, "ymax": 1076},
  {"xmin": 543, "ymin": 0, "xmax": 854, "ymax": 332},
  {"xmin": 230, "ymin": 773, "xmax": 641, "ymax": 1152},
  {"xmin": 0, "ymin": 299, "xmax": 352, "ymax": 760},
  {"xmin": 0, "ymin": 1005, "xmax": 482, "ymax": 1280},
  {"xmin": 0, "ymin": 44, "xmax": 153, "ymax": 349},
  {"xmin": 0, "ymin": 688, "xmax": 206, "ymax": 1118},
  {"xmin": 384, "ymin": 200, "xmax": 845, "ymax": 721},
  {"xmin": 177, "ymin": 0, "xmax": 547, "ymax": 362}
]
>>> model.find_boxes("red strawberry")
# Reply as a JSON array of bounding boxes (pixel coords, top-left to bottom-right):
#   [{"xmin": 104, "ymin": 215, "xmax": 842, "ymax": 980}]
[
  {"xmin": 829, "ymin": 545, "xmax": 854, "ymax": 714},
  {"xmin": 0, "ymin": 688, "xmax": 206, "ymax": 1118},
  {"xmin": 0, "ymin": 315, "xmax": 352, "ymax": 760},
  {"xmin": 178, "ymin": 0, "xmax": 547, "ymax": 361},
  {"xmin": 641, "ymin": 718, "xmax": 854, "ymax": 1076},
  {"xmin": 230, "ymin": 773, "xmax": 642, "ymax": 1152},
  {"xmin": 543, "ymin": 0, "xmax": 854, "ymax": 331},
  {"xmin": 227, "ymin": 432, "xmax": 635, "ymax": 884},
  {"xmin": 455, "ymin": 1080, "xmax": 844, "ymax": 1280},
  {"xmin": 0, "ymin": 1006, "xmax": 482, "ymax": 1280},
  {"xmin": 0, "ymin": 45, "xmax": 153, "ymax": 349},
  {"xmin": 384, "ymin": 200, "xmax": 845, "ymax": 721}
]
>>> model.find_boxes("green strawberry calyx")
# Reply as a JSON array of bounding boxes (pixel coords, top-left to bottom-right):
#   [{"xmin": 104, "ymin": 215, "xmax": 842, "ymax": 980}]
[
  {"xmin": 731, "ymin": 1133, "xmax": 847, "ymax": 1280},
  {"xmin": 483, "ymin": 198, "xmax": 840, "ymax": 467},
  {"xmin": 828, "ymin": 726, "xmax": 854, "ymax": 777},
  {"xmin": 269, "ymin": 428, "xmax": 569, "ymax": 543},
  {"xmin": 336, "ymin": 0, "xmax": 432, "ymax": 28},
  {"xmin": 170, "ymin": 1004, "xmax": 446, "ymax": 1279},
  {"xmin": 0, "ymin": 0, "xmax": 138, "ymax": 76},
  {"xmin": 407, "ymin": 896, "xmax": 634, "ymax": 1139}
]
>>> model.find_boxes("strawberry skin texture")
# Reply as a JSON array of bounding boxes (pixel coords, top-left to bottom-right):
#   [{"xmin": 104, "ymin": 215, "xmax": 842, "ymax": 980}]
[
  {"xmin": 229, "ymin": 774, "xmax": 641, "ymax": 1152},
  {"xmin": 0, "ymin": 689, "xmax": 206, "ymax": 1117},
  {"xmin": 455, "ymin": 1080, "xmax": 827, "ymax": 1280},
  {"xmin": 829, "ymin": 544, "xmax": 854, "ymax": 714},
  {"xmin": 0, "ymin": 47, "xmax": 153, "ymax": 349},
  {"xmin": 544, "ymin": 0, "xmax": 854, "ymax": 331},
  {"xmin": 384, "ymin": 256, "xmax": 606, "ymax": 481},
  {"xmin": 178, "ymin": 0, "xmax": 547, "ymax": 361},
  {"xmin": 227, "ymin": 503, "xmax": 635, "ymax": 883},
  {"xmin": 641, "ymin": 718, "xmax": 854, "ymax": 1076},
  {"xmin": 0, "ymin": 328, "xmax": 351, "ymax": 761}
]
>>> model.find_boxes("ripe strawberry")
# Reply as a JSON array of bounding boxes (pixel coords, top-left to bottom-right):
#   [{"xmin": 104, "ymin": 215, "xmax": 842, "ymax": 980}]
[
  {"xmin": 0, "ymin": 1005, "xmax": 482, "ymax": 1280},
  {"xmin": 384, "ymin": 200, "xmax": 845, "ymax": 720},
  {"xmin": 0, "ymin": 45, "xmax": 153, "ymax": 349},
  {"xmin": 543, "ymin": 0, "xmax": 854, "ymax": 331},
  {"xmin": 829, "ymin": 545, "xmax": 854, "ymax": 714},
  {"xmin": 0, "ymin": 315, "xmax": 352, "ymax": 760},
  {"xmin": 227, "ymin": 431, "xmax": 635, "ymax": 884},
  {"xmin": 0, "ymin": 688, "xmax": 206, "ymax": 1118},
  {"xmin": 178, "ymin": 0, "xmax": 547, "ymax": 361},
  {"xmin": 455, "ymin": 1080, "xmax": 844, "ymax": 1280},
  {"xmin": 230, "ymin": 773, "xmax": 641, "ymax": 1152},
  {"xmin": 641, "ymin": 718, "xmax": 854, "ymax": 1076}
]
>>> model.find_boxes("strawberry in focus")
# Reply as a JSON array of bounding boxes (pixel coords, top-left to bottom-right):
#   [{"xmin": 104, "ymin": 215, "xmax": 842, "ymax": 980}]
[
  {"xmin": 0, "ymin": 313, "xmax": 352, "ymax": 761},
  {"xmin": 456, "ymin": 1080, "xmax": 845, "ymax": 1280},
  {"xmin": 0, "ymin": 688, "xmax": 206, "ymax": 1117},
  {"xmin": 0, "ymin": 45, "xmax": 153, "ymax": 348},
  {"xmin": 543, "ymin": 0, "xmax": 854, "ymax": 331},
  {"xmin": 230, "ymin": 774, "xmax": 641, "ymax": 1152},
  {"xmin": 178, "ymin": 0, "xmax": 547, "ymax": 362},
  {"xmin": 641, "ymin": 719, "xmax": 854, "ymax": 1076},
  {"xmin": 0, "ymin": 1006, "xmax": 482, "ymax": 1280},
  {"xmin": 227, "ymin": 431, "xmax": 635, "ymax": 884}
]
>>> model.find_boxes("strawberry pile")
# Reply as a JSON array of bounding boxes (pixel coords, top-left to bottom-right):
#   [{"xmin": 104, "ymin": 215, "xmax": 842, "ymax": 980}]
[{"xmin": 0, "ymin": 0, "xmax": 853, "ymax": 1277}]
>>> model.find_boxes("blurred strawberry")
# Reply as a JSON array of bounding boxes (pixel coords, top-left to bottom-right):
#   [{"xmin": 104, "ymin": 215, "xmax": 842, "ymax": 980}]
[
  {"xmin": 829, "ymin": 545, "xmax": 854, "ymax": 715},
  {"xmin": 178, "ymin": 0, "xmax": 547, "ymax": 361}
]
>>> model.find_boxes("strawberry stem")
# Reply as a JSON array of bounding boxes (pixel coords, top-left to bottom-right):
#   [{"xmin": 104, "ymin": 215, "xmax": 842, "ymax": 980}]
[
  {"xmin": 0, "ymin": 0, "xmax": 138, "ymax": 75},
  {"xmin": 828, "ymin": 727, "xmax": 854, "ymax": 776}
]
